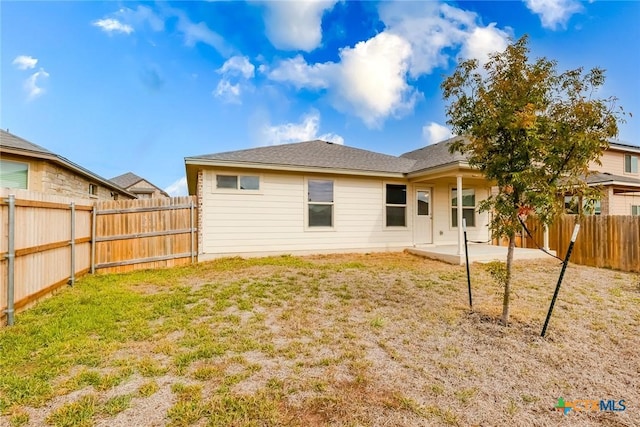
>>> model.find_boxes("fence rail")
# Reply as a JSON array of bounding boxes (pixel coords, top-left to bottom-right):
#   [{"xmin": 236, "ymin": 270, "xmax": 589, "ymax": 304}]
[
  {"xmin": 522, "ymin": 215, "xmax": 639, "ymax": 272},
  {"xmin": 1, "ymin": 189, "xmax": 197, "ymax": 325},
  {"xmin": 93, "ymin": 197, "xmax": 197, "ymax": 273}
]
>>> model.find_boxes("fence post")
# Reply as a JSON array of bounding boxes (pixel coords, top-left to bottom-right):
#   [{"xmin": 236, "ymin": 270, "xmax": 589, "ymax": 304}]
[
  {"xmin": 91, "ymin": 205, "xmax": 97, "ymax": 274},
  {"xmin": 5, "ymin": 195, "xmax": 16, "ymax": 326},
  {"xmin": 190, "ymin": 200, "xmax": 195, "ymax": 264},
  {"xmin": 69, "ymin": 202, "xmax": 75, "ymax": 286}
]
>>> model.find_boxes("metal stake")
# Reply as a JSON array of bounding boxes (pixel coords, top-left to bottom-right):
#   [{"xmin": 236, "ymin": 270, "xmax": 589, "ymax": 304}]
[{"xmin": 541, "ymin": 224, "xmax": 580, "ymax": 337}]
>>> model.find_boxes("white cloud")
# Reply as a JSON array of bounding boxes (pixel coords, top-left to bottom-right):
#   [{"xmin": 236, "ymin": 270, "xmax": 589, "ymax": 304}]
[
  {"xmin": 268, "ymin": 55, "xmax": 331, "ymax": 89},
  {"xmin": 380, "ymin": 2, "xmax": 511, "ymax": 77},
  {"xmin": 214, "ymin": 56, "xmax": 255, "ymax": 104},
  {"xmin": 172, "ymin": 10, "xmax": 233, "ymax": 56},
  {"xmin": 524, "ymin": 0, "xmax": 583, "ymax": 30},
  {"xmin": 92, "ymin": 18, "xmax": 134, "ymax": 35},
  {"xmin": 266, "ymin": 2, "xmax": 512, "ymax": 128},
  {"xmin": 333, "ymin": 32, "xmax": 418, "ymax": 127},
  {"xmin": 218, "ymin": 56, "xmax": 255, "ymax": 79},
  {"xmin": 165, "ymin": 177, "xmax": 188, "ymax": 197},
  {"xmin": 24, "ymin": 69, "xmax": 50, "ymax": 100},
  {"xmin": 262, "ymin": 0, "xmax": 338, "ymax": 51},
  {"xmin": 261, "ymin": 110, "xmax": 344, "ymax": 146},
  {"xmin": 379, "ymin": 2, "xmax": 469, "ymax": 77},
  {"xmin": 460, "ymin": 24, "xmax": 511, "ymax": 67},
  {"xmin": 214, "ymin": 80, "xmax": 241, "ymax": 104},
  {"xmin": 12, "ymin": 55, "xmax": 38, "ymax": 70},
  {"xmin": 268, "ymin": 32, "xmax": 418, "ymax": 128},
  {"xmin": 422, "ymin": 122, "xmax": 453, "ymax": 145},
  {"xmin": 117, "ymin": 5, "xmax": 164, "ymax": 32}
]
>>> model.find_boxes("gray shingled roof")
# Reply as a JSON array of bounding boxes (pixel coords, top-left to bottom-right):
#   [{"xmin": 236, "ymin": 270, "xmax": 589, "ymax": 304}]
[
  {"xmin": 586, "ymin": 172, "xmax": 640, "ymax": 186},
  {"xmin": 110, "ymin": 172, "xmax": 144, "ymax": 188},
  {"xmin": 0, "ymin": 129, "xmax": 55, "ymax": 155},
  {"xmin": 401, "ymin": 136, "xmax": 469, "ymax": 173},
  {"xmin": 110, "ymin": 171, "xmax": 169, "ymax": 196},
  {"xmin": 188, "ymin": 140, "xmax": 417, "ymax": 174},
  {"xmin": 1, "ymin": 129, "xmax": 136, "ymax": 197}
]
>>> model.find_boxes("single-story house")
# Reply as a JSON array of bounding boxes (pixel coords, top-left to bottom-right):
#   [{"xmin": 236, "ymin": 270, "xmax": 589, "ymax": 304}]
[
  {"xmin": 110, "ymin": 172, "xmax": 169, "ymax": 199},
  {"xmin": 185, "ymin": 137, "xmax": 640, "ymax": 261},
  {"xmin": 185, "ymin": 137, "xmax": 492, "ymax": 261},
  {"xmin": 1, "ymin": 130, "xmax": 135, "ymax": 200}
]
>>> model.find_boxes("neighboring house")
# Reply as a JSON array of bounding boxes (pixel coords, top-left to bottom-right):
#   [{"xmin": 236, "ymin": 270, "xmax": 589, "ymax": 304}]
[
  {"xmin": 110, "ymin": 172, "xmax": 169, "ymax": 199},
  {"xmin": 185, "ymin": 137, "xmax": 640, "ymax": 260},
  {"xmin": 0, "ymin": 129, "xmax": 135, "ymax": 200},
  {"xmin": 185, "ymin": 137, "xmax": 491, "ymax": 260},
  {"xmin": 583, "ymin": 142, "xmax": 640, "ymax": 216}
]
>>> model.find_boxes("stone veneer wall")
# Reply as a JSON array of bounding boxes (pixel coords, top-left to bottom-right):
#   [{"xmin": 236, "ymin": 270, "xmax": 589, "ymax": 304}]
[{"xmin": 41, "ymin": 162, "xmax": 130, "ymax": 200}]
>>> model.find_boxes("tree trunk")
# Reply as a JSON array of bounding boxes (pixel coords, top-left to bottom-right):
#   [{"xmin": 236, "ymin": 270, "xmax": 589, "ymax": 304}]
[{"xmin": 502, "ymin": 233, "xmax": 516, "ymax": 325}]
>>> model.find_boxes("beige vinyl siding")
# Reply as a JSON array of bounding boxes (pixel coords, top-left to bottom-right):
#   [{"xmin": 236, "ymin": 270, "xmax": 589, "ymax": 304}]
[
  {"xmin": 610, "ymin": 192, "xmax": 640, "ymax": 215},
  {"xmin": 200, "ymin": 170, "xmax": 413, "ymax": 258},
  {"xmin": 590, "ymin": 150, "xmax": 639, "ymax": 176},
  {"xmin": 428, "ymin": 178, "xmax": 490, "ymax": 245}
]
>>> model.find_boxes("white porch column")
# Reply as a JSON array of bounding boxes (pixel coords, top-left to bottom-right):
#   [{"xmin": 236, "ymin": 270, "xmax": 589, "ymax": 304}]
[
  {"xmin": 543, "ymin": 224, "xmax": 550, "ymax": 251},
  {"xmin": 457, "ymin": 175, "xmax": 464, "ymax": 256}
]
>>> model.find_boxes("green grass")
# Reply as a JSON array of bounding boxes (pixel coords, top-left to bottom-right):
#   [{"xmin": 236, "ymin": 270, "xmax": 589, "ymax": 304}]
[
  {"xmin": 45, "ymin": 395, "xmax": 97, "ymax": 427},
  {"xmin": 137, "ymin": 381, "xmax": 159, "ymax": 398},
  {"xmin": 2, "ymin": 253, "xmax": 639, "ymax": 427}
]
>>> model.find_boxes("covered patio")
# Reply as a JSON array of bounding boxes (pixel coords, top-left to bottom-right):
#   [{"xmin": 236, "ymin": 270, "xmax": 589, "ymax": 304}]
[{"xmin": 407, "ymin": 243, "xmax": 557, "ymax": 265}]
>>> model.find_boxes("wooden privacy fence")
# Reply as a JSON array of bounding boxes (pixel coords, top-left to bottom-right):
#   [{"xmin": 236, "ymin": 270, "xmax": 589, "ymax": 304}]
[
  {"xmin": 523, "ymin": 215, "xmax": 640, "ymax": 273},
  {"xmin": 93, "ymin": 197, "xmax": 197, "ymax": 274},
  {"xmin": 1, "ymin": 190, "xmax": 198, "ymax": 325},
  {"xmin": 0, "ymin": 190, "xmax": 92, "ymax": 325}
]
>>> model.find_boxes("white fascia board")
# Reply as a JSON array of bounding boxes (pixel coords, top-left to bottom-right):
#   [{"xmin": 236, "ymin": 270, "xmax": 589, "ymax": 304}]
[{"xmin": 184, "ymin": 158, "xmax": 406, "ymax": 179}]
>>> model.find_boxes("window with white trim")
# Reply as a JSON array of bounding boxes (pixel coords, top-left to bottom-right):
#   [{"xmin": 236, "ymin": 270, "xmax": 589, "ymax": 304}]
[
  {"xmin": 625, "ymin": 154, "xmax": 639, "ymax": 174},
  {"xmin": 0, "ymin": 160, "xmax": 28, "ymax": 189},
  {"xmin": 451, "ymin": 188, "xmax": 476, "ymax": 227},
  {"xmin": 564, "ymin": 195, "xmax": 579, "ymax": 214},
  {"xmin": 308, "ymin": 179, "xmax": 333, "ymax": 227},
  {"xmin": 385, "ymin": 184, "xmax": 406, "ymax": 227},
  {"xmin": 216, "ymin": 174, "xmax": 260, "ymax": 190},
  {"xmin": 632, "ymin": 205, "xmax": 640, "ymax": 216}
]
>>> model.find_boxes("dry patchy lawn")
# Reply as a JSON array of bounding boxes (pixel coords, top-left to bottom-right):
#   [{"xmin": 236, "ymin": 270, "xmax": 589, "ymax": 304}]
[{"xmin": 1, "ymin": 252, "xmax": 639, "ymax": 427}]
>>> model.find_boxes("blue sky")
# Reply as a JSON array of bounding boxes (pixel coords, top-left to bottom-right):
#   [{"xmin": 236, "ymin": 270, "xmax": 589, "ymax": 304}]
[{"xmin": 2, "ymin": 1, "xmax": 639, "ymax": 196}]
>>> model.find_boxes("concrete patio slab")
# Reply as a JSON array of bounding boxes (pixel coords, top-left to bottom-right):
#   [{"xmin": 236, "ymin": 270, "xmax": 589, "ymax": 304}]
[{"xmin": 407, "ymin": 244, "xmax": 557, "ymax": 265}]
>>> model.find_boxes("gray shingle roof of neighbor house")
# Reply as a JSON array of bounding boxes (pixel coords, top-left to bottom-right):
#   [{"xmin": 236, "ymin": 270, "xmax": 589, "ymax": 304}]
[
  {"xmin": 0, "ymin": 129, "xmax": 137, "ymax": 198},
  {"xmin": 110, "ymin": 172, "xmax": 169, "ymax": 196},
  {"xmin": 0, "ymin": 129, "xmax": 56, "ymax": 155},
  {"xmin": 185, "ymin": 137, "xmax": 471, "ymax": 175},
  {"xmin": 110, "ymin": 172, "xmax": 144, "ymax": 188},
  {"xmin": 586, "ymin": 172, "xmax": 640, "ymax": 186}
]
